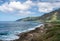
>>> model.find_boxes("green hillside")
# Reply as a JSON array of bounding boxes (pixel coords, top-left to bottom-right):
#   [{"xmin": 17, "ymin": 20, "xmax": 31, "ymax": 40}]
[{"xmin": 17, "ymin": 9, "xmax": 60, "ymax": 22}]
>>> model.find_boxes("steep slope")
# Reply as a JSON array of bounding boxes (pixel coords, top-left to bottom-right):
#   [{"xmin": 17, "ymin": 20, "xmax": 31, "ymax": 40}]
[
  {"xmin": 17, "ymin": 9, "xmax": 60, "ymax": 22},
  {"xmin": 14, "ymin": 23, "xmax": 60, "ymax": 41}
]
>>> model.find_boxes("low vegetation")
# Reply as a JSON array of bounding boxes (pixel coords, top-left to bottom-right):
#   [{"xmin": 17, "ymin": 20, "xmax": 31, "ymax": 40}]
[{"xmin": 31, "ymin": 24, "xmax": 60, "ymax": 41}]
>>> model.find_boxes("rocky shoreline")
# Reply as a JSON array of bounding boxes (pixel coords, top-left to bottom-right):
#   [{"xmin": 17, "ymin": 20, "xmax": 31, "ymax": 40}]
[
  {"xmin": 13, "ymin": 24, "xmax": 48, "ymax": 41},
  {"xmin": 0, "ymin": 23, "xmax": 54, "ymax": 41}
]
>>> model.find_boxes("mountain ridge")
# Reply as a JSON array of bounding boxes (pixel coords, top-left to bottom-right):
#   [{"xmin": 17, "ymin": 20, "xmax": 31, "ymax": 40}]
[{"xmin": 16, "ymin": 9, "xmax": 60, "ymax": 22}]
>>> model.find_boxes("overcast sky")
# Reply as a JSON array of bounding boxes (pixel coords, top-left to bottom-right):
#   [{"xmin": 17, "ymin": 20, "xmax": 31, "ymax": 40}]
[{"xmin": 0, "ymin": 0, "xmax": 60, "ymax": 21}]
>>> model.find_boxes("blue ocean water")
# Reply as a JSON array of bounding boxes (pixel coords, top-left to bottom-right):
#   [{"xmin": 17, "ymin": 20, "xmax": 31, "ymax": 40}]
[{"xmin": 0, "ymin": 21, "xmax": 41, "ymax": 41}]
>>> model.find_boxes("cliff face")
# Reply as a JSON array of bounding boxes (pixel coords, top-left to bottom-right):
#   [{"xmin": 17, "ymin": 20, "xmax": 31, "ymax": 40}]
[{"xmin": 16, "ymin": 9, "xmax": 60, "ymax": 22}]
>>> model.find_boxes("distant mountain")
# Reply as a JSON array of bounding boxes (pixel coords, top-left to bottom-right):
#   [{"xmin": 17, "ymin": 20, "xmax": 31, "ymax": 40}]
[{"xmin": 17, "ymin": 9, "xmax": 60, "ymax": 22}]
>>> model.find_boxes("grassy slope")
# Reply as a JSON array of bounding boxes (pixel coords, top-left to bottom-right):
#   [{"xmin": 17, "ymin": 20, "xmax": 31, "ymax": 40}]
[
  {"xmin": 31, "ymin": 23, "xmax": 60, "ymax": 41},
  {"xmin": 44, "ymin": 24, "xmax": 60, "ymax": 41}
]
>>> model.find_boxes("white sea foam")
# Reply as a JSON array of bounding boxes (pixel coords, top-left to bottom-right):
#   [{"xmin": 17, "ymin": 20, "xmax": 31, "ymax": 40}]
[
  {"xmin": 0, "ymin": 22, "xmax": 43, "ymax": 41},
  {"xmin": 35, "ymin": 24, "xmax": 44, "ymax": 27},
  {"xmin": 15, "ymin": 24, "xmax": 43, "ymax": 34},
  {"xmin": 0, "ymin": 35, "xmax": 19, "ymax": 41},
  {"xmin": 14, "ymin": 24, "xmax": 43, "ymax": 34}
]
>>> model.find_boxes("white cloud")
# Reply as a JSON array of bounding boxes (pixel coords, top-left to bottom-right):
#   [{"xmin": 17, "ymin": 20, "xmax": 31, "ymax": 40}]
[
  {"xmin": 38, "ymin": 2, "xmax": 60, "ymax": 13},
  {"xmin": 0, "ymin": 3, "xmax": 14, "ymax": 12},
  {"xmin": 0, "ymin": 0, "xmax": 60, "ymax": 14},
  {"xmin": 0, "ymin": 0, "xmax": 35, "ymax": 12},
  {"xmin": 0, "ymin": 0, "xmax": 36, "ymax": 16},
  {"xmin": 9, "ymin": 1, "xmax": 30, "ymax": 10}
]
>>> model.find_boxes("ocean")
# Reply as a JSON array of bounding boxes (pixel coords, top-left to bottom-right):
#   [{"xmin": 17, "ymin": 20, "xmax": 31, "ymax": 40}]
[{"xmin": 0, "ymin": 21, "xmax": 41, "ymax": 41}]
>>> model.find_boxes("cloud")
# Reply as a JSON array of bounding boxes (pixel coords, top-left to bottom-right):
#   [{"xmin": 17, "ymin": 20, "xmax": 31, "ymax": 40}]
[
  {"xmin": 0, "ymin": 3, "xmax": 14, "ymax": 12},
  {"xmin": 9, "ymin": 1, "xmax": 33, "ymax": 10},
  {"xmin": 0, "ymin": 0, "xmax": 35, "ymax": 12},
  {"xmin": 38, "ymin": 2, "xmax": 60, "ymax": 13},
  {"xmin": 0, "ymin": 0, "xmax": 37, "ymax": 17},
  {"xmin": 0, "ymin": 0, "xmax": 60, "ymax": 14}
]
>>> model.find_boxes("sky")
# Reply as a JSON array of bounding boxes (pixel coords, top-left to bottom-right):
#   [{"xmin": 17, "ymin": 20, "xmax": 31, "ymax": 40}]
[{"xmin": 0, "ymin": 0, "xmax": 60, "ymax": 21}]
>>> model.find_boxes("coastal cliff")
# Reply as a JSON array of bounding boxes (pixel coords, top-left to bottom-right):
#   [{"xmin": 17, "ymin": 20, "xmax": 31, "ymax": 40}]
[
  {"xmin": 15, "ymin": 8, "xmax": 60, "ymax": 41},
  {"xmin": 14, "ymin": 23, "xmax": 60, "ymax": 41}
]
